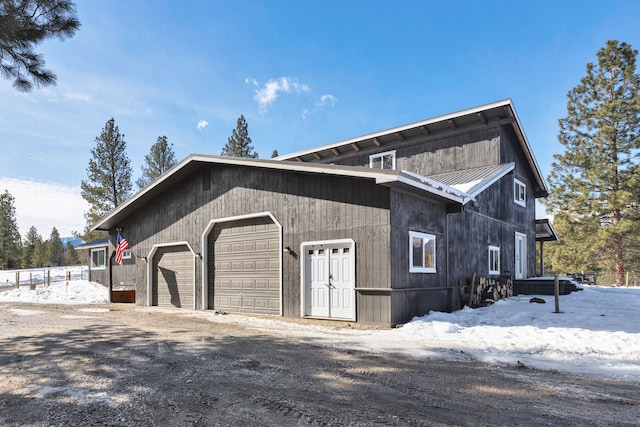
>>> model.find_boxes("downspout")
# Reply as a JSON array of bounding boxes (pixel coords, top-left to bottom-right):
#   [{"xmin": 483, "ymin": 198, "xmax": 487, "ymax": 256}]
[{"xmin": 446, "ymin": 211, "xmax": 451, "ymax": 310}]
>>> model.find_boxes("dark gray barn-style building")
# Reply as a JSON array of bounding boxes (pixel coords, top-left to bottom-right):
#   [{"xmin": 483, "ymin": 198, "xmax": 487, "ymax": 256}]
[{"xmin": 92, "ymin": 99, "xmax": 549, "ymax": 326}]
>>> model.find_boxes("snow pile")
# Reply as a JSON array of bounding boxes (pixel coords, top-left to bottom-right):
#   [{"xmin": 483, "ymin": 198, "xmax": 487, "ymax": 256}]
[
  {"xmin": 383, "ymin": 287, "xmax": 640, "ymax": 379},
  {"xmin": 0, "ymin": 280, "xmax": 108, "ymax": 304}
]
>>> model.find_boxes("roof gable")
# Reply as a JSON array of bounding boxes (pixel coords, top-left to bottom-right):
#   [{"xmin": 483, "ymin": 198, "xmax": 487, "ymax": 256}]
[
  {"xmin": 91, "ymin": 155, "xmax": 473, "ymax": 231},
  {"xmin": 277, "ymin": 99, "xmax": 548, "ymax": 198}
]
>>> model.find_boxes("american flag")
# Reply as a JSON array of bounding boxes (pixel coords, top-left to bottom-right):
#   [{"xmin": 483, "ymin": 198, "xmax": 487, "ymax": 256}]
[{"xmin": 115, "ymin": 231, "xmax": 130, "ymax": 265}]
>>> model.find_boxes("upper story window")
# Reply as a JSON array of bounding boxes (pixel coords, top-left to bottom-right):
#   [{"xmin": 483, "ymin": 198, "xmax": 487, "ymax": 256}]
[
  {"xmin": 514, "ymin": 178, "xmax": 526, "ymax": 207},
  {"xmin": 488, "ymin": 246, "xmax": 500, "ymax": 275},
  {"xmin": 91, "ymin": 248, "xmax": 106, "ymax": 270},
  {"xmin": 369, "ymin": 150, "xmax": 396, "ymax": 170},
  {"xmin": 122, "ymin": 250, "xmax": 132, "ymax": 260},
  {"xmin": 409, "ymin": 231, "xmax": 436, "ymax": 273}
]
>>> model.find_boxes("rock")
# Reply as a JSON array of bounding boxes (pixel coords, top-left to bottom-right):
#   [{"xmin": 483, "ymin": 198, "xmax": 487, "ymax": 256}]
[{"xmin": 529, "ymin": 297, "xmax": 546, "ymax": 304}]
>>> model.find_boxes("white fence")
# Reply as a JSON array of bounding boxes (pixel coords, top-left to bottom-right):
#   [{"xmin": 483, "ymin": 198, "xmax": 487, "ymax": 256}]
[{"xmin": 0, "ymin": 266, "xmax": 89, "ymax": 288}]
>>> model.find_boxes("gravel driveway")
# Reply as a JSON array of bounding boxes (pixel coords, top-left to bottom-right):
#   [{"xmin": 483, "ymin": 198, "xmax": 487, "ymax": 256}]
[{"xmin": 0, "ymin": 303, "xmax": 638, "ymax": 426}]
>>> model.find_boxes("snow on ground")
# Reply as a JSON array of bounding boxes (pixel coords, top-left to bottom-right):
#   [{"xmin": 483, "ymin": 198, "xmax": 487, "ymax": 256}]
[
  {"xmin": 1, "ymin": 268, "xmax": 639, "ymax": 382},
  {"xmin": 0, "ymin": 280, "xmax": 108, "ymax": 304}
]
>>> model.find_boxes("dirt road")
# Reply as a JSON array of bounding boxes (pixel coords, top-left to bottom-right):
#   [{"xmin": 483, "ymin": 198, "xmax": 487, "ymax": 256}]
[{"xmin": 0, "ymin": 303, "xmax": 638, "ymax": 426}]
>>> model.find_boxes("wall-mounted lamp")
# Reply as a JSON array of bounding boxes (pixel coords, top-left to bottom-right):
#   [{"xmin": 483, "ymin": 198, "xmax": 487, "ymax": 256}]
[{"xmin": 283, "ymin": 246, "xmax": 298, "ymax": 259}]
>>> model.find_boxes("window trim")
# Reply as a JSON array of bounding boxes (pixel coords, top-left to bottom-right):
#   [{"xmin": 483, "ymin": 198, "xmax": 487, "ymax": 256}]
[
  {"xmin": 369, "ymin": 150, "xmax": 396, "ymax": 170},
  {"xmin": 409, "ymin": 231, "xmax": 436, "ymax": 273},
  {"xmin": 90, "ymin": 248, "xmax": 106, "ymax": 270},
  {"xmin": 488, "ymin": 245, "xmax": 500, "ymax": 275},
  {"xmin": 514, "ymin": 178, "xmax": 526, "ymax": 207},
  {"xmin": 121, "ymin": 250, "xmax": 132, "ymax": 260}
]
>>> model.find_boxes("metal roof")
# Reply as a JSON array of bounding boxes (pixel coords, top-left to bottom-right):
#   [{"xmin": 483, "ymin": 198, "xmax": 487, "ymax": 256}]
[
  {"xmin": 535, "ymin": 218, "xmax": 559, "ymax": 242},
  {"xmin": 75, "ymin": 237, "xmax": 109, "ymax": 249},
  {"xmin": 428, "ymin": 163, "xmax": 515, "ymax": 197}
]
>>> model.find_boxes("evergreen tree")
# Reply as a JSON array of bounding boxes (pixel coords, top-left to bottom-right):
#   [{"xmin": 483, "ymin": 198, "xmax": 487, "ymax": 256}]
[
  {"xmin": 81, "ymin": 118, "xmax": 132, "ymax": 239},
  {"xmin": 21, "ymin": 225, "xmax": 41, "ymax": 268},
  {"xmin": 47, "ymin": 227, "xmax": 64, "ymax": 266},
  {"xmin": 0, "ymin": 190, "xmax": 22, "ymax": 269},
  {"xmin": 64, "ymin": 241, "xmax": 81, "ymax": 265},
  {"xmin": 32, "ymin": 238, "xmax": 47, "ymax": 268},
  {"xmin": 221, "ymin": 114, "xmax": 258, "ymax": 158},
  {"xmin": 271, "ymin": 149, "xmax": 279, "ymax": 158},
  {"xmin": 136, "ymin": 135, "xmax": 177, "ymax": 189},
  {"xmin": 0, "ymin": 0, "xmax": 80, "ymax": 91},
  {"xmin": 546, "ymin": 40, "xmax": 640, "ymax": 285}
]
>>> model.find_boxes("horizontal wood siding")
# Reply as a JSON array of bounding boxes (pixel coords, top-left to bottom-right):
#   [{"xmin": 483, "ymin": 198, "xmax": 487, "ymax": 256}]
[{"xmin": 112, "ymin": 164, "xmax": 392, "ymax": 323}]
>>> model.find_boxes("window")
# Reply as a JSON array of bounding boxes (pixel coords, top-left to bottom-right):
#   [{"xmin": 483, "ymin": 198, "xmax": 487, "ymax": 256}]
[
  {"xmin": 514, "ymin": 178, "xmax": 526, "ymax": 207},
  {"xmin": 369, "ymin": 150, "xmax": 396, "ymax": 170},
  {"xmin": 488, "ymin": 246, "xmax": 500, "ymax": 275},
  {"xmin": 122, "ymin": 250, "xmax": 132, "ymax": 260},
  {"xmin": 91, "ymin": 248, "xmax": 106, "ymax": 270},
  {"xmin": 409, "ymin": 231, "xmax": 436, "ymax": 273}
]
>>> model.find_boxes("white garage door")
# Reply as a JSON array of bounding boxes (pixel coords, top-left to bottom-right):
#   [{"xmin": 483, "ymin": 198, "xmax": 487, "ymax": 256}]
[
  {"xmin": 152, "ymin": 245, "xmax": 194, "ymax": 308},
  {"xmin": 209, "ymin": 217, "xmax": 280, "ymax": 314}
]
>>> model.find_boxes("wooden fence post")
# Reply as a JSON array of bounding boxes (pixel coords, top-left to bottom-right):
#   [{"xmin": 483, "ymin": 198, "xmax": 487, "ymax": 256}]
[
  {"xmin": 625, "ymin": 271, "xmax": 629, "ymax": 288},
  {"xmin": 554, "ymin": 273, "xmax": 560, "ymax": 313},
  {"xmin": 15, "ymin": 271, "xmax": 20, "ymax": 288}
]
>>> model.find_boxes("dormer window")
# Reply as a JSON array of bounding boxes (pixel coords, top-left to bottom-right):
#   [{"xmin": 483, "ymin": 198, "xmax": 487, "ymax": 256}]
[
  {"xmin": 514, "ymin": 178, "xmax": 526, "ymax": 207},
  {"xmin": 369, "ymin": 150, "xmax": 396, "ymax": 170}
]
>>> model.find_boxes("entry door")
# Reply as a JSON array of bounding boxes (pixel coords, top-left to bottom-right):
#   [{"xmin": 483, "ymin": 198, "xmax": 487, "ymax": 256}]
[
  {"xmin": 515, "ymin": 232, "xmax": 527, "ymax": 279},
  {"xmin": 304, "ymin": 241, "xmax": 355, "ymax": 320}
]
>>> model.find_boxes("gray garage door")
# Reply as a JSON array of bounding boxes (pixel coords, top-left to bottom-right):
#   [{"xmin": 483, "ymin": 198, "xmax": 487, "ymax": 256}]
[
  {"xmin": 208, "ymin": 217, "xmax": 280, "ymax": 314},
  {"xmin": 152, "ymin": 245, "xmax": 194, "ymax": 308}
]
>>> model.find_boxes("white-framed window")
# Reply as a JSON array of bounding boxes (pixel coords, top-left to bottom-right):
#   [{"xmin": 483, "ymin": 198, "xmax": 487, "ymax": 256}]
[
  {"xmin": 409, "ymin": 231, "xmax": 436, "ymax": 273},
  {"xmin": 90, "ymin": 248, "xmax": 106, "ymax": 270},
  {"xmin": 514, "ymin": 178, "xmax": 526, "ymax": 207},
  {"xmin": 369, "ymin": 150, "xmax": 396, "ymax": 170},
  {"xmin": 488, "ymin": 246, "xmax": 500, "ymax": 275},
  {"xmin": 122, "ymin": 250, "xmax": 132, "ymax": 260}
]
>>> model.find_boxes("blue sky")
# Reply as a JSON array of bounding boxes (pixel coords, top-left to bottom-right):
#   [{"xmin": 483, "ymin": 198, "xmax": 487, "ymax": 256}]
[{"xmin": 1, "ymin": 0, "xmax": 640, "ymax": 237}]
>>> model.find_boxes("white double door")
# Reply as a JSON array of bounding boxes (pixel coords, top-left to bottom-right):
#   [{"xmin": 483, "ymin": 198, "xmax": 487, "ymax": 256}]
[{"xmin": 303, "ymin": 240, "xmax": 355, "ymax": 320}]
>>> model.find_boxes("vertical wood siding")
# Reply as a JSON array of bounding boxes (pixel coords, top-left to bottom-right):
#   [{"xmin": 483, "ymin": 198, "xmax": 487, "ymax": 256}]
[{"xmin": 112, "ymin": 165, "xmax": 391, "ymax": 321}]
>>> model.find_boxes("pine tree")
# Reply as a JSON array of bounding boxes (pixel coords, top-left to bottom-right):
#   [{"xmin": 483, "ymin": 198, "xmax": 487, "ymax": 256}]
[
  {"xmin": 0, "ymin": 0, "xmax": 81, "ymax": 91},
  {"xmin": 21, "ymin": 225, "xmax": 41, "ymax": 268},
  {"xmin": 47, "ymin": 227, "xmax": 64, "ymax": 266},
  {"xmin": 81, "ymin": 118, "xmax": 133, "ymax": 239},
  {"xmin": 271, "ymin": 149, "xmax": 279, "ymax": 158},
  {"xmin": 64, "ymin": 241, "xmax": 81, "ymax": 265},
  {"xmin": 0, "ymin": 190, "xmax": 22, "ymax": 269},
  {"xmin": 546, "ymin": 40, "xmax": 640, "ymax": 285},
  {"xmin": 221, "ymin": 115, "xmax": 258, "ymax": 158},
  {"xmin": 136, "ymin": 136, "xmax": 177, "ymax": 189},
  {"xmin": 32, "ymin": 238, "xmax": 47, "ymax": 267}
]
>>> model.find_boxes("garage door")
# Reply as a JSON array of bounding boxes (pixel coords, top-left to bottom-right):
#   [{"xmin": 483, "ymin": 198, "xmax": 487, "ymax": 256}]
[
  {"xmin": 208, "ymin": 217, "xmax": 280, "ymax": 314},
  {"xmin": 152, "ymin": 245, "xmax": 194, "ymax": 308}
]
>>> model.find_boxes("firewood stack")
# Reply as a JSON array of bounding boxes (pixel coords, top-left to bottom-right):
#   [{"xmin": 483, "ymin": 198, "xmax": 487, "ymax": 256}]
[{"xmin": 466, "ymin": 274, "xmax": 513, "ymax": 308}]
